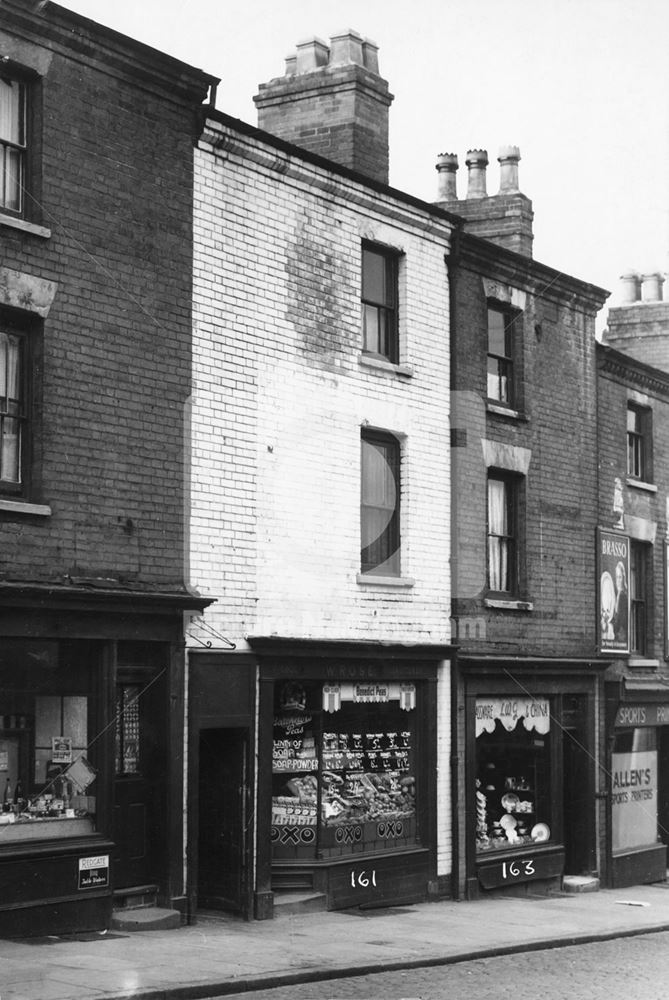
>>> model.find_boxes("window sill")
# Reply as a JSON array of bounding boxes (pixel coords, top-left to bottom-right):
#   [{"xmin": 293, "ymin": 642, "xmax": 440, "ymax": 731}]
[
  {"xmin": 626, "ymin": 478, "xmax": 657, "ymax": 494},
  {"xmin": 0, "ymin": 498, "xmax": 52, "ymax": 517},
  {"xmin": 358, "ymin": 354, "xmax": 413, "ymax": 379},
  {"xmin": 0, "ymin": 214, "xmax": 51, "ymax": 239},
  {"xmin": 486, "ymin": 401, "xmax": 525, "ymax": 421},
  {"xmin": 627, "ymin": 657, "xmax": 660, "ymax": 669},
  {"xmin": 484, "ymin": 597, "xmax": 534, "ymax": 611},
  {"xmin": 356, "ymin": 573, "xmax": 415, "ymax": 588}
]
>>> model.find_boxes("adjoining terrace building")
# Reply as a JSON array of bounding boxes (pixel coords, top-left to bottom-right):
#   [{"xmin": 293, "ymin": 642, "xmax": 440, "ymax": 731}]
[
  {"xmin": 0, "ymin": 1, "xmax": 215, "ymax": 936},
  {"xmin": 598, "ymin": 274, "xmax": 669, "ymax": 887},
  {"xmin": 188, "ymin": 32, "xmax": 456, "ymax": 920}
]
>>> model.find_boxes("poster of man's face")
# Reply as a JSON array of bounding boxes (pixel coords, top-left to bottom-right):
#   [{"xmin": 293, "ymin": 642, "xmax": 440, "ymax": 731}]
[{"xmin": 599, "ymin": 530, "xmax": 630, "ymax": 654}]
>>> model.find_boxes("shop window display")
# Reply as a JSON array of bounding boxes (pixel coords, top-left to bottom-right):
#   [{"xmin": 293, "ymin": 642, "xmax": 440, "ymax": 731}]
[
  {"xmin": 612, "ymin": 727, "xmax": 658, "ymax": 852},
  {"xmin": 475, "ymin": 697, "xmax": 552, "ymax": 852},
  {"xmin": 0, "ymin": 643, "xmax": 97, "ymax": 842},
  {"xmin": 271, "ymin": 680, "xmax": 418, "ymax": 859}
]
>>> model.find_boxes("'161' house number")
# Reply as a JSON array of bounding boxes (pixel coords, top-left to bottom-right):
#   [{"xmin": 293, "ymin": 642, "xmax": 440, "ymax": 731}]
[{"xmin": 351, "ymin": 869, "xmax": 377, "ymax": 888}]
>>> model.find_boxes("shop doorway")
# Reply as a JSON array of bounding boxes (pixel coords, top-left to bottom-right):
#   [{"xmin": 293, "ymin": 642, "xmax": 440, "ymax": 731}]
[
  {"xmin": 113, "ymin": 671, "xmax": 166, "ymax": 889},
  {"xmin": 197, "ymin": 728, "xmax": 249, "ymax": 913},
  {"xmin": 562, "ymin": 697, "xmax": 592, "ymax": 875}
]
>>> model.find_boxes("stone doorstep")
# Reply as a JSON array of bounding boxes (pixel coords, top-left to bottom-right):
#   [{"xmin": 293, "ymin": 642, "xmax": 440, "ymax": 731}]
[
  {"xmin": 562, "ymin": 875, "xmax": 601, "ymax": 893},
  {"xmin": 111, "ymin": 906, "xmax": 182, "ymax": 932},
  {"xmin": 272, "ymin": 890, "xmax": 327, "ymax": 916}
]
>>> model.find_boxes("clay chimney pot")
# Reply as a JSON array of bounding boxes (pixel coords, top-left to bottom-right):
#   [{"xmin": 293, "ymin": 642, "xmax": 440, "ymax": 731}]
[
  {"xmin": 435, "ymin": 152, "xmax": 459, "ymax": 200},
  {"xmin": 465, "ymin": 149, "xmax": 488, "ymax": 199}
]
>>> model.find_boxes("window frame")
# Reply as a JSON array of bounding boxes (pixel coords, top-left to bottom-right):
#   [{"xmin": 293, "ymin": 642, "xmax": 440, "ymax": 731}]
[
  {"xmin": 0, "ymin": 318, "xmax": 31, "ymax": 496},
  {"xmin": 0, "ymin": 75, "xmax": 27, "ymax": 217},
  {"xmin": 486, "ymin": 471, "xmax": 519, "ymax": 597},
  {"xmin": 627, "ymin": 403, "xmax": 652, "ymax": 482},
  {"xmin": 486, "ymin": 303, "xmax": 518, "ymax": 407},
  {"xmin": 360, "ymin": 429, "xmax": 401, "ymax": 577},
  {"xmin": 361, "ymin": 242, "xmax": 399, "ymax": 365},
  {"xmin": 630, "ymin": 540, "xmax": 651, "ymax": 656}
]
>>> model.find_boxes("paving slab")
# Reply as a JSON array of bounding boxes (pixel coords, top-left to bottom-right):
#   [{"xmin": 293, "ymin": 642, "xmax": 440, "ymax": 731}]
[{"xmin": 1, "ymin": 884, "xmax": 669, "ymax": 1000}]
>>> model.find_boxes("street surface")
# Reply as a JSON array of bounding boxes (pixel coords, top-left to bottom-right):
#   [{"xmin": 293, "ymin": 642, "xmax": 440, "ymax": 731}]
[{"xmin": 215, "ymin": 930, "xmax": 669, "ymax": 1000}]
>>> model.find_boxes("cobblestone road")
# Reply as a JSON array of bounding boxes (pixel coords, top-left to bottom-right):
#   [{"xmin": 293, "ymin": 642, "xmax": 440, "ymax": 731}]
[{"xmin": 215, "ymin": 931, "xmax": 669, "ymax": 1000}]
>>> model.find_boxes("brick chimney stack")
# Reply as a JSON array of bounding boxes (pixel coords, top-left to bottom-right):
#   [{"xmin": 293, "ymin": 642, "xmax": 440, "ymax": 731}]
[
  {"xmin": 603, "ymin": 270, "xmax": 669, "ymax": 373},
  {"xmin": 253, "ymin": 30, "xmax": 394, "ymax": 184},
  {"xmin": 434, "ymin": 144, "xmax": 534, "ymax": 257}
]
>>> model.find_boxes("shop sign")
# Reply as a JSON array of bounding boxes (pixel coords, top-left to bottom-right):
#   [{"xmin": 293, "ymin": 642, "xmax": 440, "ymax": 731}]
[
  {"xmin": 615, "ymin": 704, "xmax": 669, "ymax": 728},
  {"xmin": 612, "ymin": 750, "xmax": 658, "ymax": 851},
  {"xmin": 353, "ymin": 684, "xmax": 390, "ymax": 703},
  {"xmin": 478, "ymin": 850, "xmax": 563, "ymax": 890},
  {"xmin": 475, "ymin": 698, "xmax": 550, "ymax": 737},
  {"xmin": 598, "ymin": 529, "xmax": 630, "ymax": 654},
  {"xmin": 78, "ymin": 854, "xmax": 109, "ymax": 890},
  {"xmin": 51, "ymin": 737, "xmax": 73, "ymax": 764}
]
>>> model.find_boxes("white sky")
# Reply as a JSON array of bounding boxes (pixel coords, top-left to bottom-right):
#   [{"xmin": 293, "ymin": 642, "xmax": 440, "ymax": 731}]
[{"xmin": 60, "ymin": 0, "xmax": 669, "ymax": 319}]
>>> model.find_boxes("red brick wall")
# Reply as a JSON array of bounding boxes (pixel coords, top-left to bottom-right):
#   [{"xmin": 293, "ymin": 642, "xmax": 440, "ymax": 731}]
[
  {"xmin": 451, "ymin": 247, "xmax": 603, "ymax": 658},
  {"xmin": 0, "ymin": 9, "xmax": 206, "ymax": 589}
]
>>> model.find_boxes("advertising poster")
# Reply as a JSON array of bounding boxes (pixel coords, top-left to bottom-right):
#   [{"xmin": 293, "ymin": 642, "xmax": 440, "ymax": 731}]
[
  {"xmin": 598, "ymin": 529, "xmax": 630, "ymax": 654},
  {"xmin": 611, "ymin": 750, "xmax": 657, "ymax": 851}
]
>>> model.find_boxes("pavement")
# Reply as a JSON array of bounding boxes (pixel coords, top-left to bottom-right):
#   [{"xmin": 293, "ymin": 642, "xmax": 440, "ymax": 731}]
[{"xmin": 5, "ymin": 882, "xmax": 669, "ymax": 1000}]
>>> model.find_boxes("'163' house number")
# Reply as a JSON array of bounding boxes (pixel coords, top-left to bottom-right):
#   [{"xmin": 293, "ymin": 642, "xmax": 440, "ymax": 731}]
[{"xmin": 478, "ymin": 851, "xmax": 563, "ymax": 890}]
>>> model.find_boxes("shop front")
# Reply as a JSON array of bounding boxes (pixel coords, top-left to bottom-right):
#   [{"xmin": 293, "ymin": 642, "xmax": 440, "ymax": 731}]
[
  {"xmin": 605, "ymin": 681, "xmax": 669, "ymax": 887},
  {"xmin": 251, "ymin": 638, "xmax": 452, "ymax": 917},
  {"xmin": 0, "ymin": 585, "xmax": 206, "ymax": 938},
  {"xmin": 460, "ymin": 659, "xmax": 604, "ymax": 899}
]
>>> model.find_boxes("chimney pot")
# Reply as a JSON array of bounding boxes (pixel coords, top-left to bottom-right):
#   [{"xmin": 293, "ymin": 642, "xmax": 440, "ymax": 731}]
[
  {"xmin": 284, "ymin": 54, "xmax": 297, "ymax": 76},
  {"xmin": 329, "ymin": 29, "xmax": 364, "ymax": 66},
  {"xmin": 641, "ymin": 272, "xmax": 664, "ymax": 302},
  {"xmin": 498, "ymin": 144, "xmax": 521, "ymax": 194},
  {"xmin": 435, "ymin": 152, "xmax": 459, "ymax": 200},
  {"xmin": 619, "ymin": 271, "xmax": 641, "ymax": 303},
  {"xmin": 465, "ymin": 149, "xmax": 488, "ymax": 199},
  {"xmin": 295, "ymin": 37, "xmax": 330, "ymax": 74}
]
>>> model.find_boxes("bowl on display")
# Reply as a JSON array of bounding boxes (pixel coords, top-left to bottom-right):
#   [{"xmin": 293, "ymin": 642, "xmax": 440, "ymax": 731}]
[{"xmin": 531, "ymin": 822, "xmax": 550, "ymax": 842}]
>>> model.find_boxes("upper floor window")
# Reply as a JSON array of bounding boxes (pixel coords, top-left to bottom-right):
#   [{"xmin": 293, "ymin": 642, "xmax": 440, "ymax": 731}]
[
  {"xmin": 487, "ymin": 472, "xmax": 517, "ymax": 594},
  {"xmin": 627, "ymin": 404, "xmax": 652, "ymax": 481},
  {"xmin": 630, "ymin": 541, "xmax": 650, "ymax": 656},
  {"xmin": 361, "ymin": 430, "xmax": 400, "ymax": 576},
  {"xmin": 487, "ymin": 304, "xmax": 517, "ymax": 405},
  {"xmin": 361, "ymin": 244, "xmax": 399, "ymax": 364},
  {"xmin": 0, "ymin": 77, "xmax": 26, "ymax": 216},
  {"xmin": 0, "ymin": 327, "xmax": 27, "ymax": 491}
]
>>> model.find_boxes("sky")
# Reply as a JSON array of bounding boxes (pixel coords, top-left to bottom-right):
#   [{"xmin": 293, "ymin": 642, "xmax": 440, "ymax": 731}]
[{"xmin": 60, "ymin": 0, "xmax": 669, "ymax": 323}]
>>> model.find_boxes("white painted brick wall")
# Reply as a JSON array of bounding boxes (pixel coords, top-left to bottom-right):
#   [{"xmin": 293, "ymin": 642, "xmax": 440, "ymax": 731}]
[
  {"xmin": 190, "ymin": 120, "xmax": 454, "ymax": 880},
  {"xmin": 191, "ymin": 121, "xmax": 452, "ymax": 650}
]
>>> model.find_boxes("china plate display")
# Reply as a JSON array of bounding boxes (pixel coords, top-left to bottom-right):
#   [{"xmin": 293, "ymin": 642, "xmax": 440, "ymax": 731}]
[
  {"xmin": 531, "ymin": 822, "xmax": 550, "ymax": 842},
  {"xmin": 501, "ymin": 792, "xmax": 520, "ymax": 812}
]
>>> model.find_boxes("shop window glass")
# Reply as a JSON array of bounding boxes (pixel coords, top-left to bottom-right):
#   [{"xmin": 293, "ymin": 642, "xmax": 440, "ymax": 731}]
[
  {"xmin": 475, "ymin": 697, "xmax": 552, "ymax": 853},
  {"xmin": 0, "ymin": 643, "xmax": 97, "ymax": 842},
  {"xmin": 271, "ymin": 680, "xmax": 418, "ymax": 860},
  {"xmin": 612, "ymin": 727, "xmax": 658, "ymax": 852}
]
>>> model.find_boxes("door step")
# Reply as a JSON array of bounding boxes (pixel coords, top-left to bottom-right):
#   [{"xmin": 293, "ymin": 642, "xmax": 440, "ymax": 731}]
[
  {"xmin": 562, "ymin": 875, "xmax": 600, "ymax": 893},
  {"xmin": 112, "ymin": 884, "xmax": 158, "ymax": 910},
  {"xmin": 273, "ymin": 890, "xmax": 327, "ymax": 916},
  {"xmin": 111, "ymin": 906, "xmax": 182, "ymax": 932}
]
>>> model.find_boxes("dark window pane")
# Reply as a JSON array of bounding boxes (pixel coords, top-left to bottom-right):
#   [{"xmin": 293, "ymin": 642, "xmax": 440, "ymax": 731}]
[
  {"xmin": 361, "ymin": 433, "xmax": 400, "ymax": 575},
  {"xmin": 362, "ymin": 248, "xmax": 387, "ymax": 305},
  {"xmin": 487, "ymin": 308, "xmax": 508, "ymax": 356}
]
